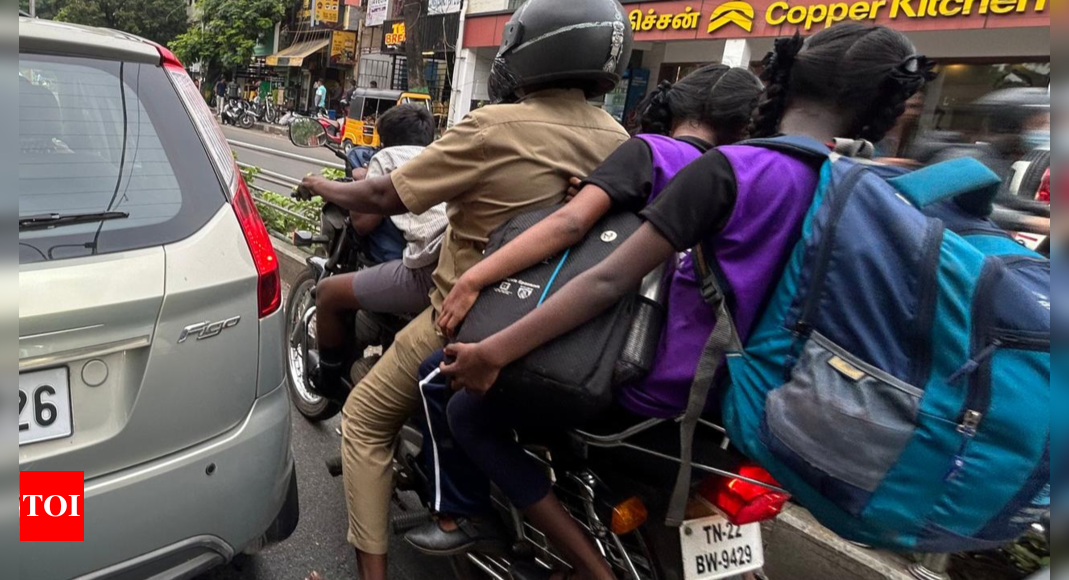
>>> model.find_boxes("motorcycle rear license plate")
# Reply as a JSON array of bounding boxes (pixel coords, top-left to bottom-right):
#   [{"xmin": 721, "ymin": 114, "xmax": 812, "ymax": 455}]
[{"xmin": 680, "ymin": 514, "xmax": 764, "ymax": 580}]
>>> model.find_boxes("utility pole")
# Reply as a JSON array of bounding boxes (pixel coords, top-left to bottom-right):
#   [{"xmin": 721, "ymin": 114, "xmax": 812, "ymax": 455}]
[{"xmin": 29, "ymin": 0, "xmax": 37, "ymax": 18}]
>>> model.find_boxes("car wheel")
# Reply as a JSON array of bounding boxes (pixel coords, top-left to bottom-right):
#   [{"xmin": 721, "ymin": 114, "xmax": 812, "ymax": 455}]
[
  {"xmin": 1017, "ymin": 150, "xmax": 1050, "ymax": 200},
  {"xmin": 285, "ymin": 271, "xmax": 342, "ymax": 422}
]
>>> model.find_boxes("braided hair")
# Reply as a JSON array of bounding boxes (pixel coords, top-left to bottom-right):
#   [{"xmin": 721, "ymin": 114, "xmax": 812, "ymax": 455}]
[
  {"xmin": 636, "ymin": 64, "xmax": 763, "ymax": 142},
  {"xmin": 751, "ymin": 24, "xmax": 936, "ymax": 142}
]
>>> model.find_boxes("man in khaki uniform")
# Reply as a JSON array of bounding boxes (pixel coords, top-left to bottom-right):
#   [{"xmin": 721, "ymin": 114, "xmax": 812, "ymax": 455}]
[{"xmin": 297, "ymin": 1, "xmax": 633, "ymax": 577}]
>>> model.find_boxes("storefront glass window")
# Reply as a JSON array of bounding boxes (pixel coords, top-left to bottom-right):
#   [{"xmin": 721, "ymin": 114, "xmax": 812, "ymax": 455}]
[{"xmin": 922, "ymin": 62, "xmax": 1050, "ymax": 133}]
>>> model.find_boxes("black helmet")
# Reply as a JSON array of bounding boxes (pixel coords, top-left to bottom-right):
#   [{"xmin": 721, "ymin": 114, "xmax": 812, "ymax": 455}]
[{"xmin": 488, "ymin": 0, "xmax": 633, "ymax": 103}]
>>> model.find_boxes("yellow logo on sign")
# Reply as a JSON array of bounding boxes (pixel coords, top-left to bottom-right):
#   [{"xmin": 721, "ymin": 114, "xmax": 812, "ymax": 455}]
[{"xmin": 708, "ymin": 1, "xmax": 756, "ymax": 32}]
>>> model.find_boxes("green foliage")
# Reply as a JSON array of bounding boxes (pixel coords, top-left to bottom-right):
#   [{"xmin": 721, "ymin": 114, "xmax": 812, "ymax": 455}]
[
  {"xmin": 321, "ymin": 167, "xmax": 346, "ymax": 180},
  {"xmin": 238, "ymin": 158, "xmax": 323, "ymax": 236},
  {"xmin": 52, "ymin": 0, "xmax": 190, "ymax": 46},
  {"xmin": 170, "ymin": 0, "xmax": 285, "ymax": 77},
  {"xmin": 255, "ymin": 191, "xmax": 323, "ymax": 236}
]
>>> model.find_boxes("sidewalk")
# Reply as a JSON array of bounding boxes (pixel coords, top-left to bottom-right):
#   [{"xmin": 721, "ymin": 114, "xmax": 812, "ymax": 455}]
[{"xmin": 763, "ymin": 505, "xmax": 917, "ymax": 580}]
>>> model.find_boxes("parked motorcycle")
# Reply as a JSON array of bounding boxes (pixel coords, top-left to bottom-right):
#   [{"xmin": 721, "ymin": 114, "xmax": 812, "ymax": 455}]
[
  {"xmin": 248, "ymin": 95, "xmax": 280, "ymax": 125},
  {"xmin": 285, "ymin": 118, "xmax": 403, "ymax": 422},
  {"xmin": 221, "ymin": 97, "xmax": 256, "ymax": 129}
]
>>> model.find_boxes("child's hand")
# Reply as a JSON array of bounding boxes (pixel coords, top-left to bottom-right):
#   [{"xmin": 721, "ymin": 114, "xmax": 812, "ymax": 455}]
[
  {"xmin": 438, "ymin": 277, "xmax": 480, "ymax": 340},
  {"xmin": 441, "ymin": 343, "xmax": 502, "ymax": 397},
  {"xmin": 565, "ymin": 177, "xmax": 583, "ymax": 202}
]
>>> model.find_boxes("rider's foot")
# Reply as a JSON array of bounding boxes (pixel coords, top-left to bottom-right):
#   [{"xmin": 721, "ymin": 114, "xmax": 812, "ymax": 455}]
[
  {"xmin": 404, "ymin": 516, "xmax": 507, "ymax": 557},
  {"xmin": 309, "ymin": 351, "xmax": 349, "ymax": 403}
]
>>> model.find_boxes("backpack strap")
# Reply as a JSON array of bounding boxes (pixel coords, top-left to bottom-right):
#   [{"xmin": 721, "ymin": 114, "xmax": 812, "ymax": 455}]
[
  {"xmin": 739, "ymin": 136, "xmax": 831, "ymax": 161},
  {"xmin": 666, "ymin": 244, "xmax": 744, "ymax": 527},
  {"xmin": 888, "ymin": 157, "xmax": 1002, "ymax": 216}
]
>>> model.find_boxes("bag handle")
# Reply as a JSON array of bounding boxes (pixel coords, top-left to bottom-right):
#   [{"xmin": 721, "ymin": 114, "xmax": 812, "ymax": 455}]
[
  {"xmin": 888, "ymin": 157, "xmax": 1002, "ymax": 216},
  {"xmin": 666, "ymin": 244, "xmax": 744, "ymax": 527}
]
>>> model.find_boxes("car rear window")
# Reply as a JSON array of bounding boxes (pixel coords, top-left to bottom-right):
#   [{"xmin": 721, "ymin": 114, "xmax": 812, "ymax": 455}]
[{"xmin": 19, "ymin": 54, "xmax": 227, "ymax": 264}]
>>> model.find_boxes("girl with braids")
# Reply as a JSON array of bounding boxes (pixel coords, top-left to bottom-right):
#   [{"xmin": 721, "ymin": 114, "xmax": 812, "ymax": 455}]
[
  {"xmin": 405, "ymin": 64, "xmax": 763, "ymax": 580},
  {"xmin": 440, "ymin": 24, "xmax": 932, "ymax": 577}
]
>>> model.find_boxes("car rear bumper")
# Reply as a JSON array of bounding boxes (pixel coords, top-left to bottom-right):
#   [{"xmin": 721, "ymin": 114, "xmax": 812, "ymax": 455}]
[{"xmin": 20, "ymin": 383, "xmax": 296, "ymax": 580}]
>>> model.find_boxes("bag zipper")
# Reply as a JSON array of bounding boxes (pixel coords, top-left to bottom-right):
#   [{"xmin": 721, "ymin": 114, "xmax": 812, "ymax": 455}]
[
  {"xmin": 794, "ymin": 164, "xmax": 867, "ymax": 333},
  {"xmin": 945, "ymin": 255, "xmax": 1050, "ymax": 480}
]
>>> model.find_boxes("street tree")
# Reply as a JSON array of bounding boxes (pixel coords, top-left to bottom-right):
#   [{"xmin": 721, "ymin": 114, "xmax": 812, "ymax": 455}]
[
  {"xmin": 170, "ymin": 0, "xmax": 285, "ymax": 81},
  {"xmin": 402, "ymin": 0, "xmax": 427, "ymax": 93},
  {"xmin": 52, "ymin": 0, "xmax": 190, "ymax": 46}
]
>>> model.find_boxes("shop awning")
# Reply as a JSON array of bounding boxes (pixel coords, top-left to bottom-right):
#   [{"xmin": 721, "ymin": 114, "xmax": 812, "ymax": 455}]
[{"xmin": 266, "ymin": 38, "xmax": 330, "ymax": 67}]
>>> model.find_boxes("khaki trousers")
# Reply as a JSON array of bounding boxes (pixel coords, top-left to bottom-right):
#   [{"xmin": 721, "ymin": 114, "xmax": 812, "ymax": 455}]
[{"xmin": 341, "ymin": 307, "xmax": 445, "ymax": 554}]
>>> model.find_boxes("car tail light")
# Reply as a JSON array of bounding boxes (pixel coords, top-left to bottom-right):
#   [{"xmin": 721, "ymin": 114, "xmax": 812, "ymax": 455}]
[
  {"xmin": 151, "ymin": 45, "xmax": 280, "ymax": 317},
  {"xmin": 611, "ymin": 497, "xmax": 649, "ymax": 536},
  {"xmin": 1037, "ymin": 169, "xmax": 1050, "ymax": 203},
  {"xmin": 233, "ymin": 178, "xmax": 282, "ymax": 318},
  {"xmin": 698, "ymin": 466, "xmax": 790, "ymax": 527},
  {"xmin": 155, "ymin": 44, "xmax": 237, "ymax": 191}
]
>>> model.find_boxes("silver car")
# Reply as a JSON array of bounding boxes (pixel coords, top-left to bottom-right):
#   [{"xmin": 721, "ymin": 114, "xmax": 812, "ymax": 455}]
[{"xmin": 18, "ymin": 17, "xmax": 297, "ymax": 579}]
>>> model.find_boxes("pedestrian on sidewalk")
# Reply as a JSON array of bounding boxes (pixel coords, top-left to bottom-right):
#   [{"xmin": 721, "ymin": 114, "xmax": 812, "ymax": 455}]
[
  {"xmin": 315, "ymin": 79, "xmax": 328, "ymax": 117},
  {"xmin": 214, "ymin": 77, "xmax": 228, "ymax": 116}
]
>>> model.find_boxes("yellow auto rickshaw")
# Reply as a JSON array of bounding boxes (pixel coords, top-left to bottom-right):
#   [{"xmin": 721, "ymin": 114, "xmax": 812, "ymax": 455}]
[{"xmin": 342, "ymin": 88, "xmax": 432, "ymax": 149}]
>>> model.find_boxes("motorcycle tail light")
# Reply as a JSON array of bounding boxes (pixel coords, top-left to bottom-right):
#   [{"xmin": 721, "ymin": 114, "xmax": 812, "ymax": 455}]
[
  {"xmin": 699, "ymin": 466, "xmax": 790, "ymax": 527},
  {"xmin": 1037, "ymin": 169, "xmax": 1050, "ymax": 203},
  {"xmin": 610, "ymin": 497, "xmax": 649, "ymax": 536}
]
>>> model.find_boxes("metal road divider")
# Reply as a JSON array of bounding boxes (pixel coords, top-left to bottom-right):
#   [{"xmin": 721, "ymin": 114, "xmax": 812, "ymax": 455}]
[{"xmin": 229, "ymin": 139, "xmax": 346, "ymax": 171}]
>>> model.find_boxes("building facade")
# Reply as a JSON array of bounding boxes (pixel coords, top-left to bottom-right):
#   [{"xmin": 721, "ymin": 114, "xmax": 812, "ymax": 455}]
[{"xmin": 449, "ymin": 0, "xmax": 1049, "ymax": 131}]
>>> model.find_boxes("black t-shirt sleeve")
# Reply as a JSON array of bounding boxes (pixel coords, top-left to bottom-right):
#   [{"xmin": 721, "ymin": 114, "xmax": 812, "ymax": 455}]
[
  {"xmin": 640, "ymin": 149, "xmax": 738, "ymax": 251},
  {"xmin": 582, "ymin": 138, "xmax": 655, "ymax": 213}
]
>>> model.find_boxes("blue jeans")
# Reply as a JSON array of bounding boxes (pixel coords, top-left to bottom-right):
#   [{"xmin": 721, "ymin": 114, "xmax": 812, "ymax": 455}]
[{"xmin": 416, "ymin": 351, "xmax": 553, "ymax": 517}]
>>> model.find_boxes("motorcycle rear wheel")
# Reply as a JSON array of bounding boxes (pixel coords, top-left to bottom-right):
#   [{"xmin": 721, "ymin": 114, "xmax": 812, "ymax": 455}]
[{"xmin": 285, "ymin": 271, "xmax": 343, "ymax": 422}]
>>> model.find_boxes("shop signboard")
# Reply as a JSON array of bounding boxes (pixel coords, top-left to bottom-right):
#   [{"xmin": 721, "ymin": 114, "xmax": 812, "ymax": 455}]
[
  {"xmin": 463, "ymin": 0, "xmax": 1047, "ymax": 48},
  {"xmin": 428, "ymin": 0, "xmax": 463, "ymax": 14},
  {"xmin": 331, "ymin": 31, "xmax": 358, "ymax": 66},
  {"xmin": 367, "ymin": 0, "xmax": 389, "ymax": 26},
  {"xmin": 314, "ymin": 0, "xmax": 342, "ymax": 27},
  {"xmin": 383, "ymin": 19, "xmax": 407, "ymax": 54},
  {"xmin": 623, "ymin": 0, "xmax": 1048, "ymax": 40}
]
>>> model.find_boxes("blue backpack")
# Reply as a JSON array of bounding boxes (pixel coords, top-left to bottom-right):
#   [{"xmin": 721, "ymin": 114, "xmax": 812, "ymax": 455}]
[{"xmin": 685, "ymin": 137, "xmax": 1050, "ymax": 553}]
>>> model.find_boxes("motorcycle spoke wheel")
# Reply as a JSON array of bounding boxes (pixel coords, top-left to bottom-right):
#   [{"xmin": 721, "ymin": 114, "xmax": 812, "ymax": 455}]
[{"xmin": 285, "ymin": 272, "xmax": 342, "ymax": 422}]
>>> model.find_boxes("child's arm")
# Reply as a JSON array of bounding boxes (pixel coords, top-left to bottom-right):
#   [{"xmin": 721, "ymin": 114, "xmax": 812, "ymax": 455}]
[
  {"xmin": 436, "ymin": 184, "xmax": 614, "ymax": 338},
  {"xmin": 442, "ymin": 223, "xmax": 676, "ymax": 394},
  {"xmin": 350, "ymin": 213, "xmax": 384, "ymax": 236}
]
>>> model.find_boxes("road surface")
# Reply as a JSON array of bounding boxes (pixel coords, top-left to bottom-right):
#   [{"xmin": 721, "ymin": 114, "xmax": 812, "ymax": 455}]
[{"xmin": 223, "ymin": 126, "xmax": 342, "ymax": 190}]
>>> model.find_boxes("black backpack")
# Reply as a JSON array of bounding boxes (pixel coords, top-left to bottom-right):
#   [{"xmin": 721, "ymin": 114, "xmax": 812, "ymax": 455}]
[{"xmin": 456, "ymin": 206, "xmax": 653, "ymax": 423}]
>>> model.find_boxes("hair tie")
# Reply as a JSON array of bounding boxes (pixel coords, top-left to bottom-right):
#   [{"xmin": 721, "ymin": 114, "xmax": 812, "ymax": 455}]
[
  {"xmin": 762, "ymin": 33, "xmax": 805, "ymax": 81},
  {"xmin": 891, "ymin": 55, "xmax": 937, "ymax": 87}
]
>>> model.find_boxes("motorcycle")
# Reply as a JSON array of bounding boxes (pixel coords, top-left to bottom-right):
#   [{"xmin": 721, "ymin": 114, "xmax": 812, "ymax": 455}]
[
  {"xmin": 248, "ymin": 95, "xmax": 280, "ymax": 125},
  {"xmin": 387, "ymin": 394, "xmax": 787, "ymax": 580},
  {"xmin": 284, "ymin": 118, "xmax": 403, "ymax": 422},
  {"xmin": 287, "ymin": 115, "xmax": 789, "ymax": 578},
  {"xmin": 221, "ymin": 97, "xmax": 256, "ymax": 129}
]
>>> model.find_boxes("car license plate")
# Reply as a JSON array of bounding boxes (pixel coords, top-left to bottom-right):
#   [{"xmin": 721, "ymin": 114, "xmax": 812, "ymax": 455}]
[
  {"xmin": 19, "ymin": 368, "xmax": 73, "ymax": 447},
  {"xmin": 680, "ymin": 514, "xmax": 764, "ymax": 580}
]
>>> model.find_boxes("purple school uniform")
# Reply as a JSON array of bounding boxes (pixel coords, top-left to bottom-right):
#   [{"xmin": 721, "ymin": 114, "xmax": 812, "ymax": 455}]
[{"xmin": 616, "ymin": 143, "xmax": 819, "ymax": 419}]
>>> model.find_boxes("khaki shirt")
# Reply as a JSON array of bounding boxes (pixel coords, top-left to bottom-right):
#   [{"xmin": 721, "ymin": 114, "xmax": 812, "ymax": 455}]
[{"xmin": 392, "ymin": 89, "xmax": 630, "ymax": 311}]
